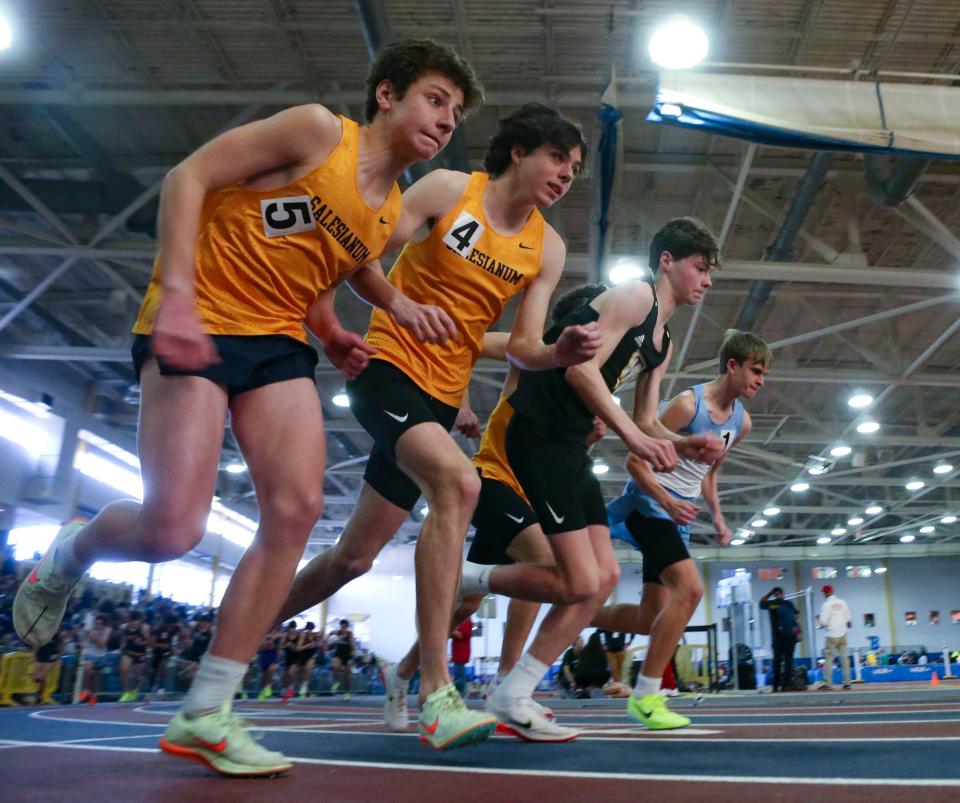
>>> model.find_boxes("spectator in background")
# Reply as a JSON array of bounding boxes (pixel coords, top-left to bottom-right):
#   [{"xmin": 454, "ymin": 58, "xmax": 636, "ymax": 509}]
[
  {"xmin": 149, "ymin": 614, "xmax": 180, "ymax": 695},
  {"xmin": 33, "ymin": 627, "xmax": 63, "ymax": 703},
  {"xmin": 79, "ymin": 613, "xmax": 111, "ymax": 704},
  {"xmin": 178, "ymin": 612, "xmax": 214, "ymax": 682},
  {"xmin": 559, "ymin": 636, "xmax": 583, "ymax": 698},
  {"xmin": 118, "ymin": 609, "xmax": 150, "ymax": 702},
  {"xmin": 599, "ymin": 630, "xmax": 630, "ymax": 684},
  {"xmin": 817, "ymin": 584, "xmax": 851, "ymax": 690},
  {"xmin": 256, "ymin": 627, "xmax": 283, "ymax": 701},
  {"xmin": 450, "ymin": 617, "xmax": 472, "ymax": 696},
  {"xmin": 760, "ymin": 587, "xmax": 801, "ymax": 692},
  {"xmin": 574, "ymin": 631, "xmax": 611, "ymax": 698},
  {"xmin": 329, "ymin": 619, "xmax": 356, "ymax": 700}
]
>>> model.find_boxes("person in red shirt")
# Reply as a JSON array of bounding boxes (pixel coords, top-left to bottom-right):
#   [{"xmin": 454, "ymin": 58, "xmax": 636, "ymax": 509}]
[{"xmin": 450, "ymin": 618, "xmax": 473, "ymax": 696}]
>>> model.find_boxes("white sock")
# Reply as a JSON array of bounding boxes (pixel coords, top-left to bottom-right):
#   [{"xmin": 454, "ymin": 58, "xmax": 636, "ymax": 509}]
[
  {"xmin": 182, "ymin": 654, "xmax": 247, "ymax": 719},
  {"xmin": 497, "ymin": 652, "xmax": 548, "ymax": 701},
  {"xmin": 460, "ymin": 560, "xmax": 493, "ymax": 596},
  {"xmin": 634, "ymin": 673, "xmax": 661, "ymax": 698},
  {"xmin": 53, "ymin": 531, "xmax": 89, "ymax": 579}
]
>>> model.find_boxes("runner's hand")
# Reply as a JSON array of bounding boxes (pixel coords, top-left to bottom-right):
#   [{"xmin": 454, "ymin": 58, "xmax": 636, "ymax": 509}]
[
  {"xmin": 630, "ymin": 436, "xmax": 677, "ymax": 473},
  {"xmin": 152, "ymin": 293, "xmax": 220, "ymax": 370},
  {"xmin": 392, "ymin": 295, "xmax": 457, "ymax": 344},
  {"xmin": 679, "ymin": 433, "xmax": 725, "ymax": 463},
  {"xmin": 454, "ymin": 406, "xmax": 481, "ymax": 439},
  {"xmin": 715, "ymin": 520, "xmax": 733, "ymax": 546},
  {"xmin": 323, "ymin": 327, "xmax": 376, "ymax": 380},
  {"xmin": 665, "ymin": 497, "xmax": 701, "ymax": 526},
  {"xmin": 553, "ymin": 322, "xmax": 602, "ymax": 366}
]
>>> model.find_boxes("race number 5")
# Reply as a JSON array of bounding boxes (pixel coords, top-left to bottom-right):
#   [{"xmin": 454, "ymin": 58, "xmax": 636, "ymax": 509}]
[
  {"xmin": 261, "ymin": 196, "xmax": 316, "ymax": 237},
  {"xmin": 442, "ymin": 210, "xmax": 484, "ymax": 258}
]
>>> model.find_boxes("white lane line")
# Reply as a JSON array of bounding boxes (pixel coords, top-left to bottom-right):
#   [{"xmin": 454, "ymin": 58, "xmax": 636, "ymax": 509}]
[
  {"xmin": 29, "ymin": 710, "xmax": 166, "ymax": 728},
  {"xmin": 0, "ymin": 741, "xmax": 956, "ymax": 787}
]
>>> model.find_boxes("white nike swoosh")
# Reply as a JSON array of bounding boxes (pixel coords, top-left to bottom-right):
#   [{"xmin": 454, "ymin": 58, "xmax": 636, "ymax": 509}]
[
  {"xmin": 505, "ymin": 513, "xmax": 525, "ymax": 524},
  {"xmin": 545, "ymin": 502, "xmax": 565, "ymax": 525},
  {"xmin": 384, "ymin": 409, "xmax": 409, "ymax": 423}
]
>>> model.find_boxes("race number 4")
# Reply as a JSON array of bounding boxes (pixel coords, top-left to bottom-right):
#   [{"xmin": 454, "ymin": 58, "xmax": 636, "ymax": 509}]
[
  {"xmin": 261, "ymin": 196, "xmax": 316, "ymax": 237},
  {"xmin": 442, "ymin": 210, "xmax": 484, "ymax": 258}
]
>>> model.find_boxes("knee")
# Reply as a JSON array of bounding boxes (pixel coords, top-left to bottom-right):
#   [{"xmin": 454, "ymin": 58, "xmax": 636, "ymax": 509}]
[
  {"xmin": 429, "ymin": 463, "xmax": 480, "ymax": 514},
  {"xmin": 263, "ymin": 487, "xmax": 325, "ymax": 538},
  {"xmin": 600, "ymin": 563, "xmax": 621, "ymax": 597},
  {"xmin": 559, "ymin": 572, "xmax": 599, "ymax": 605},
  {"xmin": 674, "ymin": 581, "xmax": 703, "ymax": 613},
  {"xmin": 139, "ymin": 510, "xmax": 206, "ymax": 562},
  {"xmin": 331, "ymin": 543, "xmax": 376, "ymax": 582}
]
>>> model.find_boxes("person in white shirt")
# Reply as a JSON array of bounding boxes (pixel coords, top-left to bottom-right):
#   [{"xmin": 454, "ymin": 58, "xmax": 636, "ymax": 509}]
[{"xmin": 816, "ymin": 584, "xmax": 852, "ymax": 690}]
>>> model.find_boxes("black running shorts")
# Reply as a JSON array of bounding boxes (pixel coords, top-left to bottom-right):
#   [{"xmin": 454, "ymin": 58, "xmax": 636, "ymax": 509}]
[
  {"xmin": 505, "ymin": 414, "xmax": 607, "ymax": 536},
  {"xmin": 347, "ymin": 359, "xmax": 459, "ymax": 510},
  {"xmin": 131, "ymin": 334, "xmax": 318, "ymax": 400},
  {"xmin": 623, "ymin": 511, "xmax": 692, "ymax": 584},
  {"xmin": 467, "ymin": 473, "xmax": 538, "ymax": 565}
]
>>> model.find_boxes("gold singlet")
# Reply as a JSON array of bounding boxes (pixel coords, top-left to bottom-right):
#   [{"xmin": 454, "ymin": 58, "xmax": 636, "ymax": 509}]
[
  {"xmin": 133, "ymin": 116, "xmax": 402, "ymax": 342},
  {"xmin": 472, "ymin": 394, "xmax": 527, "ymax": 502},
  {"xmin": 365, "ymin": 172, "xmax": 544, "ymax": 406}
]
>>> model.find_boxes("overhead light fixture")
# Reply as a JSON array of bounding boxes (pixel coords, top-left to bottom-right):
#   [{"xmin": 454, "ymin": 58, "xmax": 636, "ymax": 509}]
[
  {"xmin": 941, "ymin": 515, "xmax": 957, "ymax": 524},
  {"xmin": 592, "ymin": 462, "xmax": 609, "ymax": 475},
  {"xmin": 750, "ymin": 519, "xmax": 767, "ymax": 528},
  {"xmin": 648, "ymin": 16, "xmax": 709, "ymax": 70},
  {"xmin": 607, "ymin": 258, "xmax": 646, "ymax": 285},
  {"xmin": 659, "ymin": 102, "xmax": 683, "ymax": 117},
  {"xmin": 830, "ymin": 445, "xmax": 852, "ymax": 457},
  {"xmin": 933, "ymin": 462, "xmax": 954, "ymax": 475},
  {"xmin": 763, "ymin": 506, "xmax": 780, "ymax": 517},
  {"xmin": 865, "ymin": 505, "xmax": 883, "ymax": 515},
  {"xmin": 831, "ymin": 527, "xmax": 847, "ymax": 536},
  {"xmin": 874, "ymin": 566, "xmax": 887, "ymax": 574},
  {"xmin": 847, "ymin": 393, "xmax": 874, "ymax": 409},
  {"xmin": 804, "ymin": 455, "xmax": 833, "ymax": 475},
  {"xmin": 730, "ymin": 538, "xmax": 745, "ymax": 546},
  {"xmin": 919, "ymin": 525, "xmax": 935, "ymax": 534},
  {"xmin": 900, "ymin": 533, "xmax": 915, "ymax": 543},
  {"xmin": 905, "ymin": 479, "xmax": 925, "ymax": 491},
  {"xmin": 791, "ymin": 482, "xmax": 809, "ymax": 493},
  {"xmin": 332, "ymin": 392, "xmax": 350, "ymax": 408},
  {"xmin": 0, "ymin": 13, "xmax": 11, "ymax": 51},
  {"xmin": 816, "ymin": 536, "xmax": 832, "ymax": 545},
  {"xmin": 856, "ymin": 420, "xmax": 880, "ymax": 434},
  {"xmin": 847, "ymin": 516, "xmax": 864, "ymax": 526},
  {"xmin": 224, "ymin": 463, "xmax": 246, "ymax": 474},
  {"xmin": 808, "ymin": 466, "xmax": 829, "ymax": 475}
]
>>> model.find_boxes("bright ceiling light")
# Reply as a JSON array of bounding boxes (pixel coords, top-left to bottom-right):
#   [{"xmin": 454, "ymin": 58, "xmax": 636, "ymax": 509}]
[
  {"xmin": 847, "ymin": 393, "xmax": 874, "ymax": 409},
  {"xmin": 648, "ymin": 16, "xmax": 709, "ymax": 70},
  {"xmin": 830, "ymin": 445, "xmax": 852, "ymax": 457},
  {"xmin": 874, "ymin": 566, "xmax": 887, "ymax": 574},
  {"xmin": 659, "ymin": 102, "xmax": 683, "ymax": 117},
  {"xmin": 763, "ymin": 507, "xmax": 780, "ymax": 517},
  {"xmin": 608, "ymin": 258, "xmax": 646, "ymax": 285},
  {"xmin": 856, "ymin": 420, "xmax": 880, "ymax": 434},
  {"xmin": 224, "ymin": 462, "xmax": 246, "ymax": 474},
  {"xmin": 816, "ymin": 536, "xmax": 832, "ymax": 545},
  {"xmin": 750, "ymin": 519, "xmax": 767, "ymax": 528},
  {"xmin": 905, "ymin": 479, "xmax": 925, "ymax": 491},
  {"xmin": 808, "ymin": 466, "xmax": 829, "ymax": 475},
  {"xmin": 900, "ymin": 534, "xmax": 915, "ymax": 543},
  {"xmin": 941, "ymin": 515, "xmax": 957, "ymax": 524},
  {"xmin": 730, "ymin": 538, "xmax": 745, "ymax": 546},
  {"xmin": 592, "ymin": 463, "xmax": 609, "ymax": 475},
  {"xmin": 0, "ymin": 13, "xmax": 11, "ymax": 50},
  {"xmin": 831, "ymin": 527, "xmax": 847, "ymax": 536},
  {"xmin": 865, "ymin": 505, "xmax": 883, "ymax": 515},
  {"xmin": 847, "ymin": 516, "xmax": 864, "ymax": 526},
  {"xmin": 919, "ymin": 525, "xmax": 935, "ymax": 534},
  {"xmin": 933, "ymin": 462, "xmax": 954, "ymax": 475},
  {"xmin": 332, "ymin": 392, "xmax": 350, "ymax": 408},
  {"xmin": 392, "ymin": 574, "xmax": 403, "ymax": 581},
  {"xmin": 791, "ymin": 482, "xmax": 809, "ymax": 492}
]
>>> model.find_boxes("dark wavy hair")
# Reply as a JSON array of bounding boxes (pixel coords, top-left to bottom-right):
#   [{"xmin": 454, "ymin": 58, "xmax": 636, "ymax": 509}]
[
  {"xmin": 648, "ymin": 217, "xmax": 720, "ymax": 272},
  {"xmin": 551, "ymin": 282, "xmax": 607, "ymax": 321},
  {"xmin": 483, "ymin": 103, "xmax": 588, "ymax": 178},
  {"xmin": 364, "ymin": 39, "xmax": 484, "ymax": 122}
]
